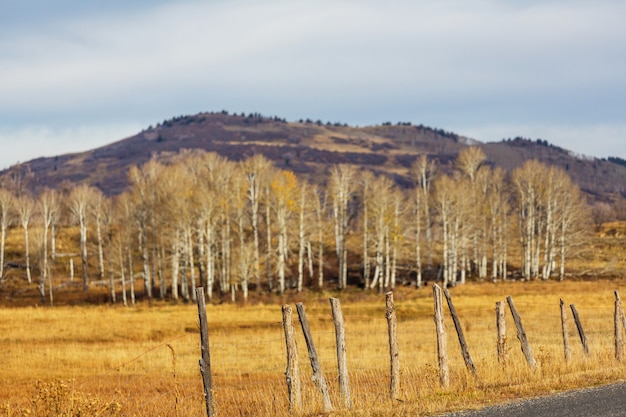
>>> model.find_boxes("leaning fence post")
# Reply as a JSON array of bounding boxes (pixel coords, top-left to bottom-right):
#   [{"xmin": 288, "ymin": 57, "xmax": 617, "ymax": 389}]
[
  {"xmin": 282, "ymin": 304, "xmax": 302, "ymax": 411},
  {"xmin": 296, "ymin": 302, "xmax": 333, "ymax": 412},
  {"xmin": 615, "ymin": 292, "xmax": 624, "ymax": 362},
  {"xmin": 385, "ymin": 291, "xmax": 400, "ymax": 399},
  {"xmin": 444, "ymin": 288, "xmax": 476, "ymax": 376},
  {"xmin": 570, "ymin": 304, "xmax": 589, "ymax": 356},
  {"xmin": 506, "ymin": 295, "xmax": 536, "ymax": 369},
  {"xmin": 329, "ymin": 297, "xmax": 351, "ymax": 409},
  {"xmin": 560, "ymin": 299, "xmax": 571, "ymax": 363},
  {"xmin": 195, "ymin": 287, "xmax": 213, "ymax": 417},
  {"xmin": 496, "ymin": 301, "xmax": 507, "ymax": 364},
  {"xmin": 433, "ymin": 284, "xmax": 450, "ymax": 388}
]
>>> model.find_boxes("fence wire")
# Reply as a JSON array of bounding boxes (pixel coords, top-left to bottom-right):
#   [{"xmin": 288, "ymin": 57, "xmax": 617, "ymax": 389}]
[{"xmin": 44, "ymin": 294, "xmax": 626, "ymax": 416}]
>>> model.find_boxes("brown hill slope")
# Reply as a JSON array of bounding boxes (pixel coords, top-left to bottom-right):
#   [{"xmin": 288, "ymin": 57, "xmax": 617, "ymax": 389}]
[{"xmin": 3, "ymin": 112, "xmax": 626, "ymax": 206}]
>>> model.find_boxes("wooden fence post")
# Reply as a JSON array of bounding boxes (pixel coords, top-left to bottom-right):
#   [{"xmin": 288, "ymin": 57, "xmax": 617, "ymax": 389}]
[
  {"xmin": 329, "ymin": 297, "xmax": 351, "ymax": 410},
  {"xmin": 295, "ymin": 302, "xmax": 333, "ymax": 412},
  {"xmin": 496, "ymin": 301, "xmax": 507, "ymax": 364},
  {"xmin": 616, "ymin": 291, "xmax": 626, "ymax": 335},
  {"xmin": 385, "ymin": 291, "xmax": 400, "ymax": 399},
  {"xmin": 195, "ymin": 287, "xmax": 213, "ymax": 417},
  {"xmin": 281, "ymin": 305, "xmax": 302, "ymax": 411},
  {"xmin": 506, "ymin": 295, "xmax": 536, "ymax": 369},
  {"xmin": 560, "ymin": 299, "xmax": 571, "ymax": 363},
  {"xmin": 615, "ymin": 292, "xmax": 624, "ymax": 362},
  {"xmin": 570, "ymin": 304, "xmax": 589, "ymax": 356},
  {"xmin": 444, "ymin": 288, "xmax": 477, "ymax": 375},
  {"xmin": 433, "ymin": 284, "xmax": 450, "ymax": 388}
]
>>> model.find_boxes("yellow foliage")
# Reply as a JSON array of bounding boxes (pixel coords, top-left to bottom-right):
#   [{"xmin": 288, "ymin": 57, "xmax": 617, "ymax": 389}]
[{"xmin": 271, "ymin": 170, "xmax": 298, "ymax": 210}]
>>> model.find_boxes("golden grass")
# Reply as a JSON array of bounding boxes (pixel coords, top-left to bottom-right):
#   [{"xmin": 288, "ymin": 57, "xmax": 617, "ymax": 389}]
[{"xmin": 1, "ymin": 280, "xmax": 626, "ymax": 416}]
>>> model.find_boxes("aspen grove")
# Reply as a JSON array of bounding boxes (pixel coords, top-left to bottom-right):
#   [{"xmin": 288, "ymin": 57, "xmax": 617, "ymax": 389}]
[{"xmin": 0, "ymin": 147, "xmax": 591, "ymax": 303}]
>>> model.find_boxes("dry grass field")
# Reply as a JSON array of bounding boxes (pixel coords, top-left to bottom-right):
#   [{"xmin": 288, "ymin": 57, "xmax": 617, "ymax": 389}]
[{"xmin": 1, "ymin": 279, "xmax": 626, "ymax": 416}]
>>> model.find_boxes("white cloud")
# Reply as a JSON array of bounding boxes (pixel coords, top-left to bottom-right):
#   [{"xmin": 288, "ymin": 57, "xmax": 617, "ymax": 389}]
[
  {"xmin": 0, "ymin": 123, "xmax": 145, "ymax": 170},
  {"xmin": 3, "ymin": 0, "xmax": 623, "ymax": 100},
  {"xmin": 0, "ymin": 0, "xmax": 625, "ymax": 163}
]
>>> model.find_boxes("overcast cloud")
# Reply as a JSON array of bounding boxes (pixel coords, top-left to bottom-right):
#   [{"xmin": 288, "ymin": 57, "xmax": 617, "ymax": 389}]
[{"xmin": 1, "ymin": 0, "xmax": 624, "ymax": 169}]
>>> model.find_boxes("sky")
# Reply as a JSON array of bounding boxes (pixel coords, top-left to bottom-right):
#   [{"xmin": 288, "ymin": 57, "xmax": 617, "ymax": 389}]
[{"xmin": 1, "ymin": 0, "xmax": 625, "ymax": 170}]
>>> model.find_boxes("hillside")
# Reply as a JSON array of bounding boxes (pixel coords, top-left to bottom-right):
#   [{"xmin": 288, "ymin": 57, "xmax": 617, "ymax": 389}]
[{"xmin": 3, "ymin": 111, "xmax": 626, "ymax": 205}]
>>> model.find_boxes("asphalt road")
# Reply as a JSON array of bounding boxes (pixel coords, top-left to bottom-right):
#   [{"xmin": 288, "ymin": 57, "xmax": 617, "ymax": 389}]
[{"xmin": 440, "ymin": 381, "xmax": 626, "ymax": 417}]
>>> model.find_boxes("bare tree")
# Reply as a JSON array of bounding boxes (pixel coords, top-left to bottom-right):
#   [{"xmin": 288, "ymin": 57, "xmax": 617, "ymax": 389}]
[
  {"xmin": 433, "ymin": 174, "xmax": 459, "ymax": 287},
  {"xmin": 329, "ymin": 165, "xmax": 357, "ymax": 289},
  {"xmin": 99, "ymin": 197, "xmax": 115, "ymax": 303},
  {"xmin": 455, "ymin": 147, "xmax": 488, "ymax": 281},
  {"xmin": 37, "ymin": 188, "xmax": 59, "ymax": 304},
  {"xmin": 591, "ymin": 202, "xmax": 616, "ymax": 232},
  {"xmin": 242, "ymin": 155, "xmax": 273, "ymax": 292},
  {"xmin": 368, "ymin": 175, "xmax": 394, "ymax": 292},
  {"xmin": 512, "ymin": 160, "xmax": 543, "ymax": 280},
  {"xmin": 271, "ymin": 170, "xmax": 298, "ymax": 294},
  {"xmin": 410, "ymin": 155, "xmax": 437, "ymax": 286},
  {"xmin": 264, "ymin": 180, "xmax": 274, "ymax": 291},
  {"xmin": 91, "ymin": 188, "xmax": 108, "ymax": 281},
  {"xmin": 0, "ymin": 188, "xmax": 15, "ymax": 283},
  {"xmin": 232, "ymin": 165, "xmax": 252, "ymax": 300},
  {"xmin": 555, "ymin": 171, "xmax": 590, "ymax": 280},
  {"xmin": 197, "ymin": 157, "xmax": 221, "ymax": 300},
  {"xmin": 215, "ymin": 160, "xmax": 236, "ymax": 298},
  {"xmin": 17, "ymin": 193, "xmax": 35, "ymax": 284},
  {"xmin": 311, "ymin": 185, "xmax": 327, "ymax": 288},
  {"xmin": 128, "ymin": 159, "xmax": 168, "ymax": 298},
  {"xmin": 295, "ymin": 180, "xmax": 317, "ymax": 292},
  {"xmin": 486, "ymin": 167, "xmax": 509, "ymax": 281},
  {"xmin": 388, "ymin": 187, "xmax": 408, "ymax": 290},
  {"xmin": 112, "ymin": 192, "xmax": 135, "ymax": 306},
  {"xmin": 512, "ymin": 160, "xmax": 590, "ymax": 281},
  {"xmin": 359, "ymin": 170, "xmax": 375, "ymax": 289},
  {"xmin": 69, "ymin": 184, "xmax": 98, "ymax": 292}
]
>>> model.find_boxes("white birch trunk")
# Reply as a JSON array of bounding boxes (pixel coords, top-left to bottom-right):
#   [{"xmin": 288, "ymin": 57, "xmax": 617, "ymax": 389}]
[
  {"xmin": 96, "ymin": 218, "xmax": 105, "ymax": 281},
  {"xmin": 297, "ymin": 186, "xmax": 306, "ymax": 292},
  {"xmin": 128, "ymin": 248, "xmax": 135, "ymax": 305},
  {"xmin": 24, "ymin": 224, "xmax": 31, "ymax": 284},
  {"xmin": 188, "ymin": 226, "xmax": 197, "ymax": 301},
  {"xmin": 278, "ymin": 212, "xmax": 287, "ymax": 294},
  {"xmin": 0, "ymin": 223, "xmax": 5, "ymax": 280},
  {"xmin": 266, "ymin": 187, "xmax": 273, "ymax": 290},
  {"xmin": 206, "ymin": 223, "xmax": 215, "ymax": 299},
  {"xmin": 120, "ymin": 243, "xmax": 127, "ymax": 306},
  {"xmin": 171, "ymin": 229, "xmax": 180, "ymax": 300}
]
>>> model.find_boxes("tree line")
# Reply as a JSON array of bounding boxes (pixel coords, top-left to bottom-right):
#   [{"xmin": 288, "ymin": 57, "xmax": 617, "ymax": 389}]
[{"xmin": 0, "ymin": 147, "xmax": 590, "ymax": 304}]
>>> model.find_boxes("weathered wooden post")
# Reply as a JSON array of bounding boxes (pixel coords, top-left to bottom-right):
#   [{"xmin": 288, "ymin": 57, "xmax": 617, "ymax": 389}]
[
  {"xmin": 616, "ymin": 291, "xmax": 626, "ymax": 335},
  {"xmin": 444, "ymin": 288, "xmax": 476, "ymax": 375},
  {"xmin": 615, "ymin": 291, "xmax": 624, "ymax": 362},
  {"xmin": 560, "ymin": 299, "xmax": 571, "ymax": 363},
  {"xmin": 496, "ymin": 301, "xmax": 507, "ymax": 364},
  {"xmin": 506, "ymin": 295, "xmax": 536, "ymax": 369},
  {"xmin": 195, "ymin": 287, "xmax": 213, "ymax": 417},
  {"xmin": 570, "ymin": 304, "xmax": 589, "ymax": 356},
  {"xmin": 282, "ymin": 305, "xmax": 302, "ymax": 411},
  {"xmin": 329, "ymin": 297, "xmax": 351, "ymax": 409},
  {"xmin": 385, "ymin": 291, "xmax": 400, "ymax": 399},
  {"xmin": 295, "ymin": 302, "xmax": 333, "ymax": 412},
  {"xmin": 433, "ymin": 284, "xmax": 449, "ymax": 388}
]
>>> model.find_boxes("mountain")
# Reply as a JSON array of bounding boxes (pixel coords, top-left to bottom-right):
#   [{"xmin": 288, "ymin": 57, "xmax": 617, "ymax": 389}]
[{"xmin": 3, "ymin": 111, "xmax": 626, "ymax": 205}]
